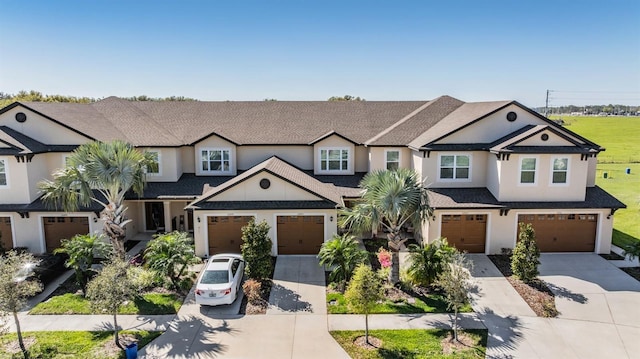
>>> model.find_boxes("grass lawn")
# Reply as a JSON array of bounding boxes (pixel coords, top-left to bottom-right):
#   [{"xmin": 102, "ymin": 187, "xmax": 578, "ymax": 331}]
[
  {"xmin": 30, "ymin": 292, "xmax": 182, "ymax": 315},
  {"xmin": 327, "ymin": 292, "xmax": 471, "ymax": 315},
  {"xmin": 331, "ymin": 329, "xmax": 487, "ymax": 359},
  {"xmin": 554, "ymin": 115, "xmax": 640, "ymax": 248},
  {"xmin": 0, "ymin": 330, "xmax": 161, "ymax": 359}
]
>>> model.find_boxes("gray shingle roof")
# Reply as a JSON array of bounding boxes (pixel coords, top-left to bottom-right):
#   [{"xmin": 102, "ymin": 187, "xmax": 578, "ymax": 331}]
[
  {"xmin": 193, "ymin": 200, "xmax": 337, "ymax": 210},
  {"xmin": 9, "ymin": 96, "xmax": 525, "ymax": 148},
  {"xmin": 428, "ymin": 186, "xmax": 626, "ymax": 210}
]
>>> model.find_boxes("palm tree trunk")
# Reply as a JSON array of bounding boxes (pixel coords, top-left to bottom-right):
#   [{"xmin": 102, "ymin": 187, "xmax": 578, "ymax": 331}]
[
  {"xmin": 365, "ymin": 313, "xmax": 369, "ymax": 345},
  {"xmin": 113, "ymin": 312, "xmax": 124, "ymax": 350},
  {"xmin": 13, "ymin": 310, "xmax": 29, "ymax": 359},
  {"xmin": 389, "ymin": 250, "xmax": 400, "ymax": 285}
]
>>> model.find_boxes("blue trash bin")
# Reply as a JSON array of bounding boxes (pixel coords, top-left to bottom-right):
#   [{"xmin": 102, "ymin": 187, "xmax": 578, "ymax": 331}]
[
  {"xmin": 626, "ymin": 168, "xmax": 631, "ymax": 174},
  {"xmin": 125, "ymin": 343, "xmax": 138, "ymax": 359}
]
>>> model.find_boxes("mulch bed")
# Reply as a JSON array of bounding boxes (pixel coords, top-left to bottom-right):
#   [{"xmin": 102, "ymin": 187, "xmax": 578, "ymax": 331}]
[
  {"xmin": 488, "ymin": 255, "xmax": 558, "ymax": 317},
  {"xmin": 621, "ymin": 267, "xmax": 640, "ymax": 282},
  {"xmin": 600, "ymin": 252, "xmax": 625, "ymax": 260},
  {"xmin": 239, "ymin": 256, "xmax": 277, "ymax": 315}
]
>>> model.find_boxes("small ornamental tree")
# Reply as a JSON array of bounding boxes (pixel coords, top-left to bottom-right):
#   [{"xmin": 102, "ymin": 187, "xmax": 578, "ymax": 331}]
[
  {"xmin": 435, "ymin": 252, "xmax": 474, "ymax": 342},
  {"xmin": 144, "ymin": 231, "xmax": 200, "ymax": 293},
  {"xmin": 86, "ymin": 257, "xmax": 138, "ymax": 350},
  {"xmin": 406, "ymin": 237, "xmax": 455, "ymax": 287},
  {"xmin": 240, "ymin": 219, "xmax": 273, "ymax": 280},
  {"xmin": 55, "ymin": 234, "xmax": 113, "ymax": 296},
  {"xmin": 344, "ymin": 264, "xmax": 383, "ymax": 345},
  {"xmin": 511, "ymin": 223, "xmax": 541, "ymax": 283},
  {"xmin": 0, "ymin": 251, "xmax": 42, "ymax": 359},
  {"xmin": 318, "ymin": 234, "xmax": 367, "ymax": 289},
  {"xmin": 622, "ymin": 240, "xmax": 640, "ymax": 262}
]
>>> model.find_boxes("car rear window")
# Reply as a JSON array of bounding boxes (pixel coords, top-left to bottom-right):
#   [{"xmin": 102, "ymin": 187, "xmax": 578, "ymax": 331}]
[{"xmin": 200, "ymin": 270, "xmax": 229, "ymax": 284}]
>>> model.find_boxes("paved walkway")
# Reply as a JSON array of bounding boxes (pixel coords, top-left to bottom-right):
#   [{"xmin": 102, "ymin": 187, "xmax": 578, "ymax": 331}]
[{"xmin": 8, "ymin": 252, "xmax": 640, "ymax": 358}]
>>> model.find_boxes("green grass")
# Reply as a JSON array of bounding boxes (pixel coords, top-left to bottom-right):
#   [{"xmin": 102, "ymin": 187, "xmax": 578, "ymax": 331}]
[
  {"xmin": 552, "ymin": 115, "xmax": 640, "ymax": 248},
  {"xmin": 327, "ymin": 292, "xmax": 471, "ymax": 315},
  {"xmin": 0, "ymin": 330, "xmax": 161, "ymax": 359},
  {"xmin": 30, "ymin": 292, "xmax": 182, "ymax": 315},
  {"xmin": 331, "ymin": 329, "xmax": 487, "ymax": 359}
]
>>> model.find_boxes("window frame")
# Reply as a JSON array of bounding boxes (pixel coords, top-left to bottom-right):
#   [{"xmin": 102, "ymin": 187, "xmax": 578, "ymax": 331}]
[
  {"xmin": 518, "ymin": 156, "xmax": 538, "ymax": 185},
  {"xmin": 145, "ymin": 150, "xmax": 162, "ymax": 176},
  {"xmin": 318, "ymin": 147, "xmax": 350, "ymax": 174},
  {"xmin": 385, "ymin": 149, "xmax": 401, "ymax": 171},
  {"xmin": 200, "ymin": 147, "xmax": 232, "ymax": 174},
  {"xmin": 549, "ymin": 156, "xmax": 569, "ymax": 186},
  {"xmin": 437, "ymin": 153, "xmax": 472, "ymax": 182},
  {"xmin": 0, "ymin": 158, "xmax": 8, "ymax": 187}
]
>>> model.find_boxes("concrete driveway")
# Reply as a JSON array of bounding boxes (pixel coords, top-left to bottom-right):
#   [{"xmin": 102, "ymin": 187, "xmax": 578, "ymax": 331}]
[
  {"xmin": 470, "ymin": 253, "xmax": 640, "ymax": 359},
  {"xmin": 139, "ymin": 255, "xmax": 348, "ymax": 359}
]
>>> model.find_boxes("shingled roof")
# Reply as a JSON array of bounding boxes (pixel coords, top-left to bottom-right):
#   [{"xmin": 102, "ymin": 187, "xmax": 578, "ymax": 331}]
[
  {"xmin": 0, "ymin": 126, "xmax": 77, "ymax": 155},
  {"xmin": 5, "ymin": 96, "xmax": 532, "ymax": 148}
]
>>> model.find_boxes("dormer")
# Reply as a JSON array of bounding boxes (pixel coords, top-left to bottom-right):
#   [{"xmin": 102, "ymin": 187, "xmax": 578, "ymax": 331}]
[
  {"xmin": 193, "ymin": 133, "xmax": 238, "ymax": 176},
  {"xmin": 310, "ymin": 132, "xmax": 356, "ymax": 175}
]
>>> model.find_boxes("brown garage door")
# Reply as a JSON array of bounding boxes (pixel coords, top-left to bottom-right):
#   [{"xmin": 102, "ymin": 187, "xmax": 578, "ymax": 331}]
[
  {"xmin": 0, "ymin": 217, "xmax": 13, "ymax": 251},
  {"xmin": 207, "ymin": 216, "xmax": 253, "ymax": 254},
  {"xmin": 277, "ymin": 216, "xmax": 324, "ymax": 254},
  {"xmin": 43, "ymin": 216, "xmax": 90, "ymax": 252},
  {"xmin": 518, "ymin": 214, "xmax": 597, "ymax": 252},
  {"xmin": 441, "ymin": 214, "xmax": 487, "ymax": 253}
]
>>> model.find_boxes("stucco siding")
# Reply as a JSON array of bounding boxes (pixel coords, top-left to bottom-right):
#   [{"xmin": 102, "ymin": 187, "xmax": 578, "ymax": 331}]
[
  {"xmin": 368, "ymin": 147, "xmax": 411, "ymax": 172},
  {"xmin": 437, "ymin": 105, "xmax": 549, "ymax": 144},
  {"xmin": 195, "ymin": 136, "xmax": 237, "ymax": 176},
  {"xmin": 209, "ymin": 173, "xmax": 322, "ymax": 202},
  {"xmin": 421, "ymin": 151, "xmax": 488, "ymax": 188},
  {"xmin": 145, "ymin": 147, "xmax": 181, "ymax": 182},
  {"xmin": 517, "ymin": 130, "xmax": 575, "ymax": 146},
  {"xmin": 313, "ymin": 135, "xmax": 355, "ymax": 175},
  {"xmin": 0, "ymin": 107, "xmax": 90, "ymax": 145},
  {"xmin": 586, "ymin": 157, "xmax": 597, "ymax": 187},
  {"xmin": 180, "ymin": 146, "xmax": 196, "ymax": 174},
  {"xmin": 0, "ymin": 156, "xmax": 30, "ymax": 203},
  {"xmin": 495, "ymin": 153, "xmax": 587, "ymax": 201}
]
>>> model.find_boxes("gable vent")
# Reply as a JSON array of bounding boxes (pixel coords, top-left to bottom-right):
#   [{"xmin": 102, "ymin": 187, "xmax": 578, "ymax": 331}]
[
  {"xmin": 506, "ymin": 112, "xmax": 517, "ymax": 122},
  {"xmin": 15, "ymin": 112, "xmax": 27, "ymax": 123}
]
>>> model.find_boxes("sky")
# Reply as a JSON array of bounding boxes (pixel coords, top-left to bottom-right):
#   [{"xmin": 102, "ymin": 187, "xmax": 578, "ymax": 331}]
[{"xmin": 1, "ymin": 0, "xmax": 639, "ymax": 107}]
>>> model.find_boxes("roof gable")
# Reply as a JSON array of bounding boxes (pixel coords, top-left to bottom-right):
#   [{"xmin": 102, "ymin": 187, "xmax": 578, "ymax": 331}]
[{"xmin": 188, "ymin": 156, "xmax": 343, "ymax": 208}]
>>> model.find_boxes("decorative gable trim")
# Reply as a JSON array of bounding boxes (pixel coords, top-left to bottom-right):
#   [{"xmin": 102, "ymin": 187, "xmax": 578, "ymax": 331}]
[
  {"xmin": 308, "ymin": 131, "xmax": 358, "ymax": 145},
  {"xmin": 0, "ymin": 102, "xmax": 96, "ymax": 141}
]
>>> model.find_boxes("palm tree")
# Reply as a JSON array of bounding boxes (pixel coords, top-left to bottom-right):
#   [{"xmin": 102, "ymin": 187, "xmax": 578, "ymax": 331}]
[
  {"xmin": 406, "ymin": 237, "xmax": 455, "ymax": 287},
  {"xmin": 39, "ymin": 140, "xmax": 157, "ymax": 259},
  {"xmin": 144, "ymin": 231, "xmax": 200, "ymax": 293},
  {"xmin": 340, "ymin": 169, "xmax": 431, "ymax": 284},
  {"xmin": 318, "ymin": 234, "xmax": 368, "ymax": 289},
  {"xmin": 55, "ymin": 234, "xmax": 113, "ymax": 295}
]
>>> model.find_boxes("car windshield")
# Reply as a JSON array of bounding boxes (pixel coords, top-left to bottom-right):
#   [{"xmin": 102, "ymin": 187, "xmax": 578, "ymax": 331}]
[{"xmin": 200, "ymin": 270, "xmax": 229, "ymax": 284}]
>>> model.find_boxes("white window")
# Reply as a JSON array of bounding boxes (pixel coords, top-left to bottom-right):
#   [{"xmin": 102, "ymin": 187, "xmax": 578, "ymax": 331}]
[
  {"xmin": 385, "ymin": 150, "xmax": 400, "ymax": 171},
  {"xmin": 320, "ymin": 148, "xmax": 349, "ymax": 172},
  {"xmin": 0, "ymin": 159, "xmax": 6, "ymax": 186},
  {"xmin": 438, "ymin": 154, "xmax": 470, "ymax": 180},
  {"xmin": 145, "ymin": 151, "xmax": 161, "ymax": 176},
  {"xmin": 551, "ymin": 157, "xmax": 569, "ymax": 184},
  {"xmin": 519, "ymin": 157, "xmax": 537, "ymax": 184},
  {"xmin": 201, "ymin": 148, "xmax": 231, "ymax": 173},
  {"xmin": 63, "ymin": 154, "xmax": 71, "ymax": 167}
]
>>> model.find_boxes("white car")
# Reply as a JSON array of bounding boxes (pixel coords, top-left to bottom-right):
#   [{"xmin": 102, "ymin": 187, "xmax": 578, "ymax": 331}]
[{"xmin": 195, "ymin": 254, "xmax": 245, "ymax": 306}]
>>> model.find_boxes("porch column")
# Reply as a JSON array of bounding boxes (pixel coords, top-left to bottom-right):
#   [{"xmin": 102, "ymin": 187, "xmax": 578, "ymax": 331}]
[{"xmin": 163, "ymin": 201, "xmax": 172, "ymax": 232}]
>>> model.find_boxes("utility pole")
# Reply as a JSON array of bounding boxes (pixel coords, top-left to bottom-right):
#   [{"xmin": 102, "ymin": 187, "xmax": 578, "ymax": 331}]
[{"xmin": 544, "ymin": 90, "xmax": 550, "ymax": 117}]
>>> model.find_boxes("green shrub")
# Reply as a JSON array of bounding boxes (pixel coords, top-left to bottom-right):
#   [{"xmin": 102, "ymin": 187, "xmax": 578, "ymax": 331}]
[
  {"xmin": 144, "ymin": 231, "xmax": 200, "ymax": 293},
  {"xmin": 241, "ymin": 219, "xmax": 273, "ymax": 280},
  {"xmin": 406, "ymin": 238, "xmax": 456, "ymax": 287},
  {"xmin": 54, "ymin": 233, "xmax": 113, "ymax": 296},
  {"xmin": 318, "ymin": 234, "xmax": 368, "ymax": 289},
  {"xmin": 344, "ymin": 264, "xmax": 383, "ymax": 344},
  {"xmin": 511, "ymin": 223, "xmax": 540, "ymax": 283},
  {"xmin": 128, "ymin": 266, "xmax": 158, "ymax": 291}
]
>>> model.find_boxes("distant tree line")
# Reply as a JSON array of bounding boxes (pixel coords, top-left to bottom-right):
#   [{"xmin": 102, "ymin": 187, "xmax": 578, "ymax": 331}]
[
  {"xmin": 534, "ymin": 104, "xmax": 639, "ymax": 116},
  {"xmin": 0, "ymin": 90, "xmax": 197, "ymax": 108}
]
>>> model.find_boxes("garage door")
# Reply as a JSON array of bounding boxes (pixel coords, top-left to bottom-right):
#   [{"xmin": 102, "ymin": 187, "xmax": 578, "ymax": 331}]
[
  {"xmin": 441, "ymin": 214, "xmax": 486, "ymax": 253},
  {"xmin": 43, "ymin": 216, "xmax": 90, "ymax": 252},
  {"xmin": 518, "ymin": 214, "xmax": 597, "ymax": 252},
  {"xmin": 277, "ymin": 216, "xmax": 324, "ymax": 254},
  {"xmin": 207, "ymin": 216, "xmax": 253, "ymax": 254},
  {"xmin": 0, "ymin": 217, "xmax": 13, "ymax": 251}
]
